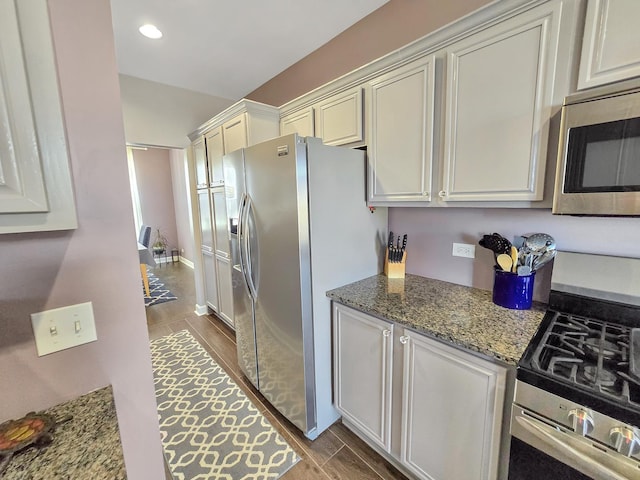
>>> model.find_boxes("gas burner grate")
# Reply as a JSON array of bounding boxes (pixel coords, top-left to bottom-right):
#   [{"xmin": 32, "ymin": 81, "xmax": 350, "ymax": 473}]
[{"xmin": 531, "ymin": 311, "xmax": 638, "ymax": 407}]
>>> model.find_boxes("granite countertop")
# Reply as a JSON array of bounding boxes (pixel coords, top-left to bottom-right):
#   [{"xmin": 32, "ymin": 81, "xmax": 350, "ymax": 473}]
[
  {"xmin": 2, "ymin": 386, "xmax": 126, "ymax": 480},
  {"xmin": 327, "ymin": 274, "xmax": 546, "ymax": 366}
]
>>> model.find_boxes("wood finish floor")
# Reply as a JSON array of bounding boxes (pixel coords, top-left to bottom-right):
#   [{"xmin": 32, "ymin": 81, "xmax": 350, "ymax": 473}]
[{"xmin": 145, "ymin": 262, "xmax": 408, "ymax": 480}]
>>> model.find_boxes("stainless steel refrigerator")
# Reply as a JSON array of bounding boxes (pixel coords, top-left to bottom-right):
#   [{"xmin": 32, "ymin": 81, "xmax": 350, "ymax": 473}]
[{"xmin": 223, "ymin": 134, "xmax": 387, "ymax": 440}]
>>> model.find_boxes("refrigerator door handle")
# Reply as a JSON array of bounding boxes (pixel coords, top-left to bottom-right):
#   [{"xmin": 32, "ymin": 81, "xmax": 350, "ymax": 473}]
[
  {"xmin": 237, "ymin": 193, "xmax": 252, "ymax": 296},
  {"xmin": 244, "ymin": 195, "xmax": 259, "ymax": 301}
]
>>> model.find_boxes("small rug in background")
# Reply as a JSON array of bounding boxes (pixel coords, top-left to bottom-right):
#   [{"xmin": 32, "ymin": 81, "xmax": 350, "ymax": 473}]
[
  {"xmin": 150, "ymin": 330, "xmax": 299, "ymax": 480},
  {"xmin": 144, "ymin": 271, "xmax": 177, "ymax": 307}
]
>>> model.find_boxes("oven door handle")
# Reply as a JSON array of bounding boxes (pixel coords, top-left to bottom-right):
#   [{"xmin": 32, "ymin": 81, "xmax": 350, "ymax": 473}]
[{"xmin": 514, "ymin": 412, "xmax": 637, "ymax": 480}]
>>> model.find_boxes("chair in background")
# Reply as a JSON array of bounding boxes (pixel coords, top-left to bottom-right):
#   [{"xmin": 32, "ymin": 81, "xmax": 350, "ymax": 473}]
[
  {"xmin": 138, "ymin": 225, "xmax": 152, "ymax": 297},
  {"xmin": 138, "ymin": 224, "xmax": 151, "ymax": 248}
]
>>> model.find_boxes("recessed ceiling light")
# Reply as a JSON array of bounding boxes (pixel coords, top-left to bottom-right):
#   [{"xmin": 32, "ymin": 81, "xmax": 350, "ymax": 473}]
[{"xmin": 139, "ymin": 24, "xmax": 163, "ymax": 40}]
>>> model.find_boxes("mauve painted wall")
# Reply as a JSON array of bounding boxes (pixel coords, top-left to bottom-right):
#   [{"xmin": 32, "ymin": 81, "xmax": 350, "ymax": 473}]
[
  {"xmin": 390, "ymin": 208, "xmax": 640, "ymax": 302},
  {"xmin": 0, "ymin": 1, "xmax": 164, "ymax": 478},
  {"xmin": 247, "ymin": 0, "xmax": 492, "ymax": 106},
  {"xmin": 170, "ymin": 149, "xmax": 196, "ymax": 263},
  {"xmin": 133, "ymin": 148, "xmax": 179, "ymax": 251}
]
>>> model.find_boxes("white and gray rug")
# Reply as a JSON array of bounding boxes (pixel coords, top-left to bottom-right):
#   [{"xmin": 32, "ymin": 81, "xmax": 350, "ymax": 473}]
[
  {"xmin": 150, "ymin": 330, "xmax": 299, "ymax": 480},
  {"xmin": 144, "ymin": 271, "xmax": 177, "ymax": 307}
]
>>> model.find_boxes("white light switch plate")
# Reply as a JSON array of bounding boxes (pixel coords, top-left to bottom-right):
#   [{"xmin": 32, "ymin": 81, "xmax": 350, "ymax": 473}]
[{"xmin": 30, "ymin": 302, "xmax": 97, "ymax": 356}]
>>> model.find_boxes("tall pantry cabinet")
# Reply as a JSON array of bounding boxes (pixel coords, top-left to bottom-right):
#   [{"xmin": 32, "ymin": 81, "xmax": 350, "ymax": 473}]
[{"xmin": 188, "ymin": 100, "xmax": 280, "ymax": 327}]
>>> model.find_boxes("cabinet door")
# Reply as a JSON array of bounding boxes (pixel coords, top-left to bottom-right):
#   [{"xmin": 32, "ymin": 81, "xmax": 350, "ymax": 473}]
[
  {"xmin": 215, "ymin": 253, "xmax": 234, "ymax": 327},
  {"xmin": 202, "ymin": 249, "xmax": 219, "ymax": 312},
  {"xmin": 223, "ymin": 113, "xmax": 248, "ymax": 155},
  {"xmin": 401, "ymin": 330, "xmax": 506, "ymax": 480},
  {"xmin": 193, "ymin": 136, "xmax": 208, "ymax": 189},
  {"xmin": 578, "ymin": 0, "xmax": 640, "ymax": 89},
  {"xmin": 205, "ymin": 126, "xmax": 225, "ymax": 186},
  {"xmin": 197, "ymin": 189, "xmax": 214, "ymax": 252},
  {"xmin": 0, "ymin": 0, "xmax": 76, "ymax": 233},
  {"xmin": 441, "ymin": 3, "xmax": 562, "ymax": 202},
  {"xmin": 280, "ymin": 107, "xmax": 314, "ymax": 137},
  {"xmin": 367, "ymin": 56, "xmax": 435, "ymax": 205},
  {"xmin": 211, "ymin": 186, "xmax": 229, "ymax": 257},
  {"xmin": 333, "ymin": 304, "xmax": 393, "ymax": 451},
  {"xmin": 314, "ymin": 86, "xmax": 363, "ymax": 146}
]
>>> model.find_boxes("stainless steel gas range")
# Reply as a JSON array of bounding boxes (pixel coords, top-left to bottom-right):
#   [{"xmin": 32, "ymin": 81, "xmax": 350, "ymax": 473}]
[{"xmin": 510, "ymin": 251, "xmax": 640, "ymax": 480}]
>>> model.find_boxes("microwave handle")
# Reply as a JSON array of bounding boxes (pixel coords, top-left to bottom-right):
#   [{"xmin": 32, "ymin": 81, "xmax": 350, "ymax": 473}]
[{"xmin": 514, "ymin": 411, "xmax": 634, "ymax": 480}]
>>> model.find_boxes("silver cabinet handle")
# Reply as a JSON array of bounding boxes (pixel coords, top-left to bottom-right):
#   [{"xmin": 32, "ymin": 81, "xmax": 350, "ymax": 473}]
[
  {"xmin": 399, "ymin": 335, "xmax": 409, "ymax": 344},
  {"xmin": 423, "ymin": 191, "xmax": 429, "ymax": 197},
  {"xmin": 382, "ymin": 329, "xmax": 391, "ymax": 338},
  {"xmin": 438, "ymin": 190, "xmax": 446, "ymax": 198}
]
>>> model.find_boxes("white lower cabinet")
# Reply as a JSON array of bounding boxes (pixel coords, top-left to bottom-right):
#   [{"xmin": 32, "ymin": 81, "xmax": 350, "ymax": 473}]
[
  {"xmin": 333, "ymin": 304, "xmax": 394, "ymax": 451},
  {"xmin": 401, "ymin": 330, "xmax": 506, "ymax": 480},
  {"xmin": 333, "ymin": 303, "xmax": 507, "ymax": 480},
  {"xmin": 202, "ymin": 249, "xmax": 218, "ymax": 312},
  {"xmin": 214, "ymin": 253, "xmax": 234, "ymax": 327}
]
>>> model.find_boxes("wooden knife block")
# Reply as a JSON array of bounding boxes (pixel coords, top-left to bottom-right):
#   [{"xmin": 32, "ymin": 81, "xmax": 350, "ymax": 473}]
[{"xmin": 384, "ymin": 248, "xmax": 406, "ymax": 279}]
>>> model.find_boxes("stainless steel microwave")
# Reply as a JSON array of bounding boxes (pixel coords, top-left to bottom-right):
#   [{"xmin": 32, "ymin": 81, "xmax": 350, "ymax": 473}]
[{"xmin": 553, "ymin": 78, "xmax": 640, "ymax": 216}]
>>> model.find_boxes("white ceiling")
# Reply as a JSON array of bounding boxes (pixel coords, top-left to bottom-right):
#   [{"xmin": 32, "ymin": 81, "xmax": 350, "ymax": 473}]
[{"xmin": 110, "ymin": 0, "xmax": 388, "ymax": 101}]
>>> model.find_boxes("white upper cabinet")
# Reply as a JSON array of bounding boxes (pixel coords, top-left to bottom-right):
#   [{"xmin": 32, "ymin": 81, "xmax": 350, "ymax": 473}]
[
  {"xmin": 367, "ymin": 56, "xmax": 436, "ymax": 205},
  {"xmin": 280, "ymin": 107, "xmax": 315, "ymax": 137},
  {"xmin": 314, "ymin": 86, "xmax": 364, "ymax": 146},
  {"xmin": 441, "ymin": 1, "xmax": 568, "ymax": 202},
  {"xmin": 578, "ymin": 0, "xmax": 640, "ymax": 90},
  {"xmin": 0, "ymin": 0, "xmax": 76, "ymax": 233},
  {"xmin": 193, "ymin": 136, "xmax": 208, "ymax": 189},
  {"xmin": 222, "ymin": 113, "xmax": 248, "ymax": 155},
  {"xmin": 205, "ymin": 126, "xmax": 224, "ymax": 186}
]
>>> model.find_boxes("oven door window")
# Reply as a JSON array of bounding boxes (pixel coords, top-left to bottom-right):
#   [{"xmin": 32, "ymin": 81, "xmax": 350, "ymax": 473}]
[{"xmin": 565, "ymin": 118, "xmax": 640, "ymax": 193}]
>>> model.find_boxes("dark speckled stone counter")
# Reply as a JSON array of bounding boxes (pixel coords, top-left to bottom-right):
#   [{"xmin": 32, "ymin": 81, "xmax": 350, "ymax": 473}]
[
  {"xmin": 2, "ymin": 386, "xmax": 126, "ymax": 480},
  {"xmin": 327, "ymin": 274, "xmax": 546, "ymax": 366}
]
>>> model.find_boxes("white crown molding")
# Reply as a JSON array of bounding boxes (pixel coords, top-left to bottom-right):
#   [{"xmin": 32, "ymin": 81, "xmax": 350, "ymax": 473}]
[{"xmin": 188, "ymin": 98, "xmax": 279, "ymax": 141}]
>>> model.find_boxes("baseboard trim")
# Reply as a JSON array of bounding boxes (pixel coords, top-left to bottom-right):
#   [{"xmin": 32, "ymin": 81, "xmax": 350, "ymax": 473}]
[
  {"xmin": 194, "ymin": 304, "xmax": 208, "ymax": 316},
  {"xmin": 179, "ymin": 256, "xmax": 194, "ymax": 269}
]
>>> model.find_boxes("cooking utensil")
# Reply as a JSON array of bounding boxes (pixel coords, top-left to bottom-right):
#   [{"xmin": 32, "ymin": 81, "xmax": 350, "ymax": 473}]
[
  {"xmin": 479, "ymin": 233, "xmax": 512, "ymax": 255},
  {"xmin": 401, "ymin": 234, "xmax": 407, "ymax": 261},
  {"xmin": 523, "ymin": 233, "xmax": 556, "ymax": 254},
  {"xmin": 517, "ymin": 265, "xmax": 532, "ymax": 276},
  {"xmin": 497, "ymin": 254, "xmax": 513, "ymax": 272},
  {"xmin": 532, "ymin": 248, "xmax": 557, "ymax": 271},
  {"xmin": 510, "ymin": 246, "xmax": 518, "ymax": 273}
]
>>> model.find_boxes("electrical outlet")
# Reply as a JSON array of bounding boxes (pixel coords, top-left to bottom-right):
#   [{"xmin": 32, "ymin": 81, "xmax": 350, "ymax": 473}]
[
  {"xmin": 30, "ymin": 302, "xmax": 97, "ymax": 356},
  {"xmin": 452, "ymin": 243, "xmax": 475, "ymax": 258}
]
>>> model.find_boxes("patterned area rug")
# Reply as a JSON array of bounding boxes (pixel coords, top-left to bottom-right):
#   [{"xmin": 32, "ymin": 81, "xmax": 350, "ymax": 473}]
[
  {"xmin": 144, "ymin": 271, "xmax": 177, "ymax": 307},
  {"xmin": 150, "ymin": 330, "xmax": 300, "ymax": 480}
]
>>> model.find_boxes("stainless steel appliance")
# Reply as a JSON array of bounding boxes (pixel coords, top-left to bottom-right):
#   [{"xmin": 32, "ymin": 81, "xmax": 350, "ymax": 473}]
[
  {"xmin": 223, "ymin": 134, "xmax": 387, "ymax": 440},
  {"xmin": 510, "ymin": 251, "xmax": 640, "ymax": 479},
  {"xmin": 553, "ymin": 78, "xmax": 640, "ymax": 216}
]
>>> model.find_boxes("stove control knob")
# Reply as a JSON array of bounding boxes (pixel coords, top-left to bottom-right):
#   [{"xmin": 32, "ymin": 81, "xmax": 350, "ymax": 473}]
[
  {"xmin": 610, "ymin": 427, "xmax": 640, "ymax": 457},
  {"xmin": 568, "ymin": 409, "xmax": 594, "ymax": 436}
]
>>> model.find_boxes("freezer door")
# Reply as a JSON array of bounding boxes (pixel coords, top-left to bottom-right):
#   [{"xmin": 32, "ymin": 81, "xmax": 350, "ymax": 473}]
[
  {"xmin": 244, "ymin": 134, "xmax": 316, "ymax": 435},
  {"xmin": 223, "ymin": 149, "xmax": 258, "ymax": 388}
]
